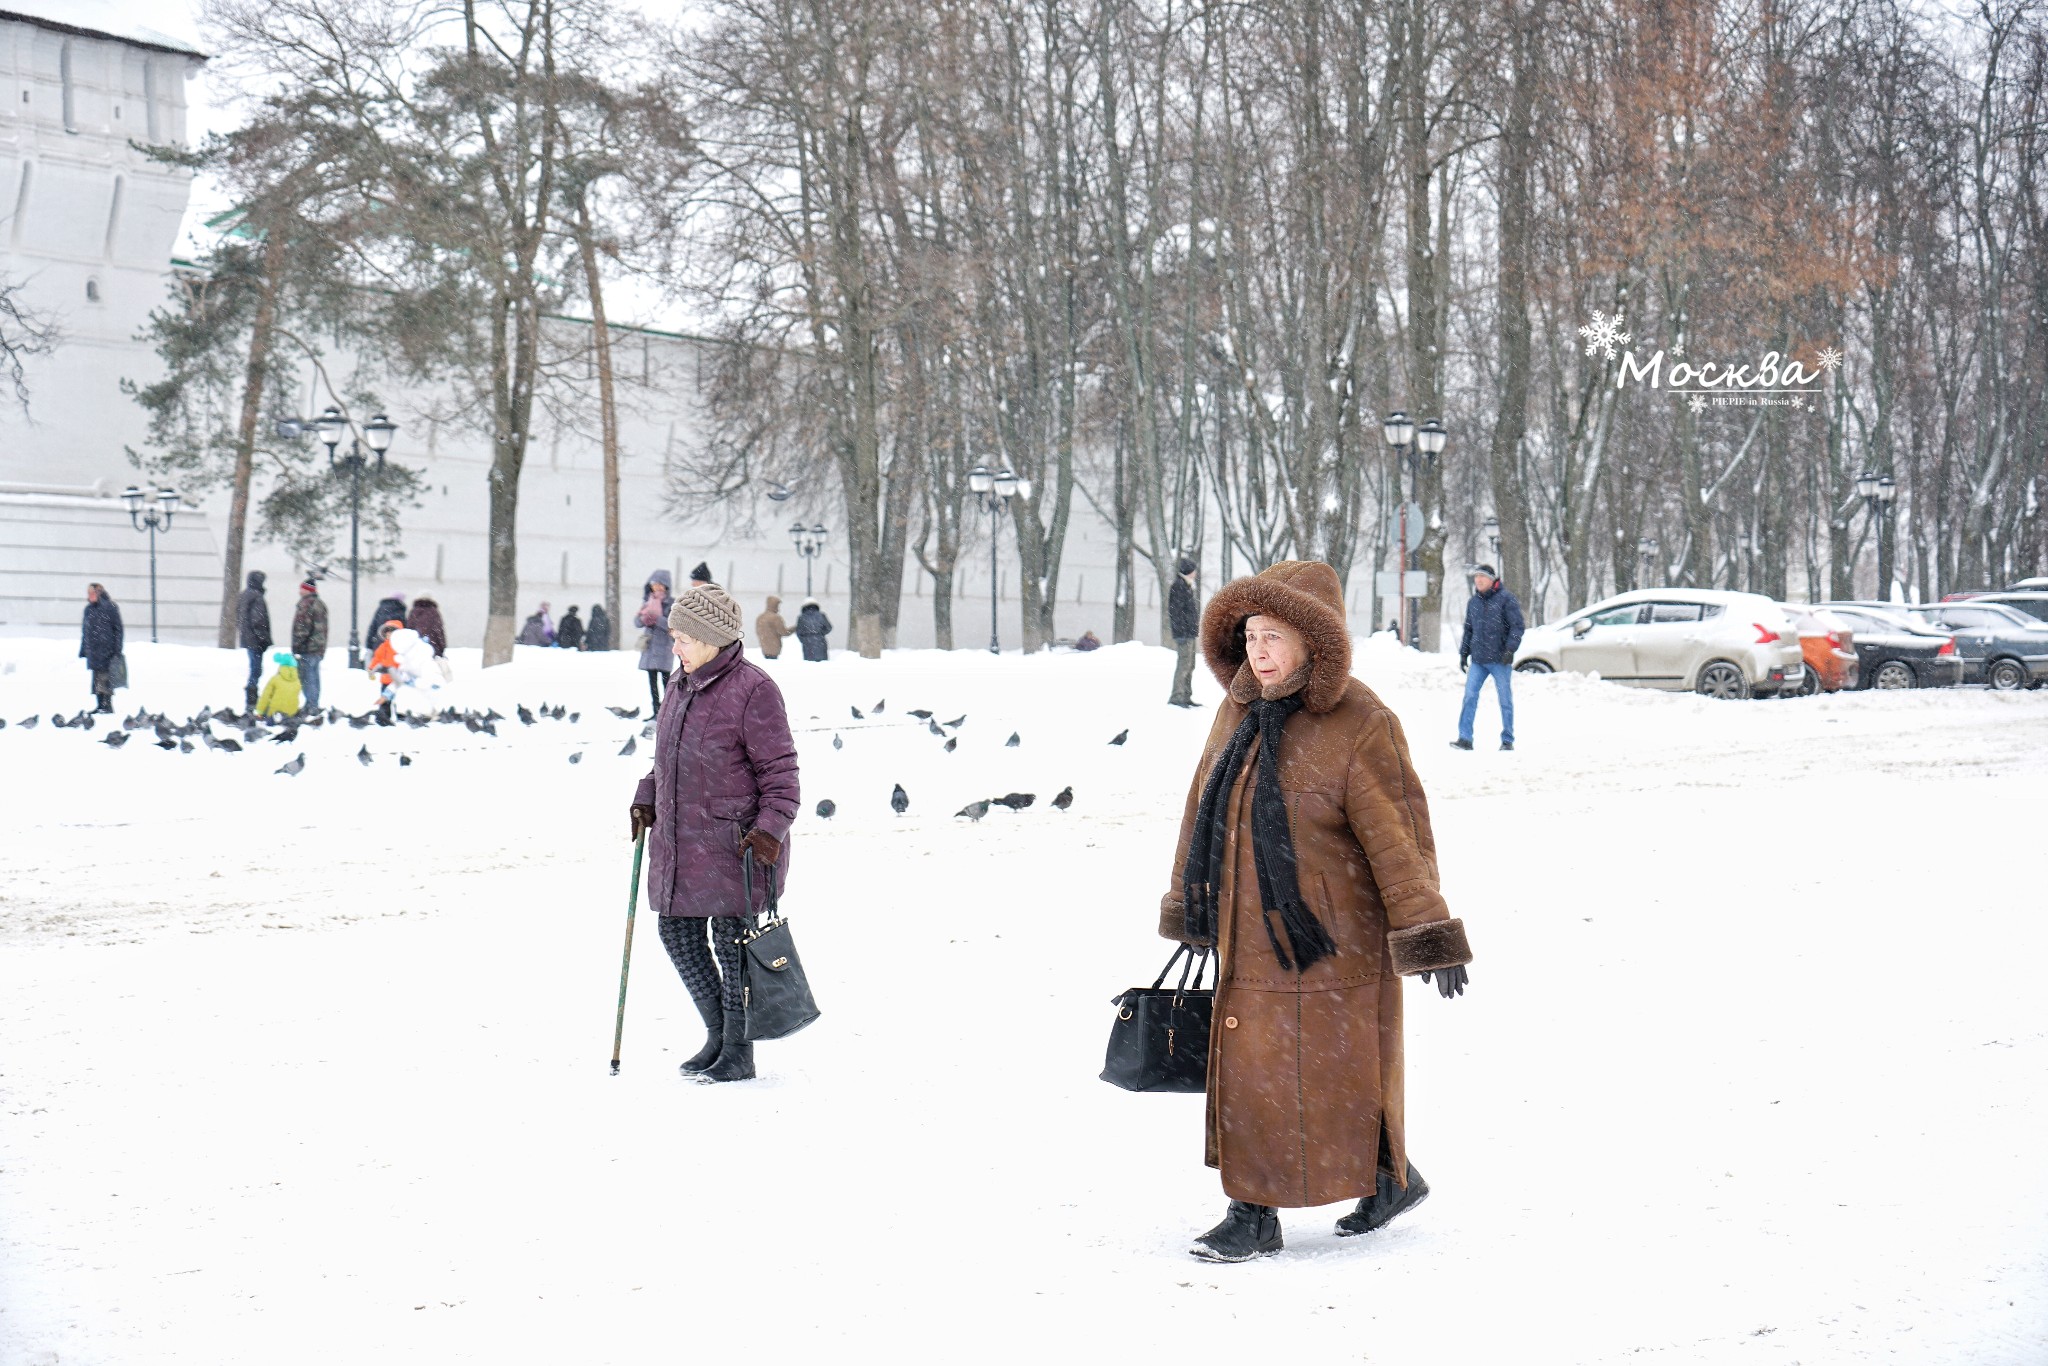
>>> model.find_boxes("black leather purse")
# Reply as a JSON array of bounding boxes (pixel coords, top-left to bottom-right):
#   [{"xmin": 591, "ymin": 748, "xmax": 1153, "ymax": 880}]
[
  {"xmin": 1100, "ymin": 944, "xmax": 1213, "ymax": 1093},
  {"xmin": 737, "ymin": 855, "xmax": 821, "ymax": 1042}
]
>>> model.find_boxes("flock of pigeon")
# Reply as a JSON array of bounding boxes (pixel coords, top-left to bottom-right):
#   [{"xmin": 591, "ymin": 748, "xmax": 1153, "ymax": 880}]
[{"xmin": 808, "ymin": 698, "xmax": 1125, "ymax": 822}]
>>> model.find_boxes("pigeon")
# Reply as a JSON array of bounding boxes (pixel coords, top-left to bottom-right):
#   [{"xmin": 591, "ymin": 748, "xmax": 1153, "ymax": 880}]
[
  {"xmin": 326, "ymin": 707, "xmax": 343, "ymax": 724},
  {"xmin": 1109, "ymin": 729, "xmax": 1129, "ymax": 746},
  {"xmin": 908, "ymin": 709, "xmax": 933, "ymax": 720},
  {"xmin": 833, "ymin": 734, "xmax": 844, "ymax": 750},
  {"xmin": 994, "ymin": 792, "xmax": 1036, "ymax": 810},
  {"xmin": 78, "ymin": 713, "xmax": 96, "ymax": 731},
  {"xmin": 872, "ymin": 700, "xmax": 886, "ymax": 713},
  {"xmin": 928, "ymin": 719, "xmax": 945, "ymax": 737},
  {"xmin": 155, "ymin": 738, "xmax": 176, "ymax": 750},
  {"xmin": 606, "ymin": 705, "xmax": 640, "ymax": 719},
  {"xmin": 102, "ymin": 731, "xmax": 129, "ymax": 748},
  {"xmin": 17, "ymin": 715, "xmax": 36, "ymax": 729},
  {"xmin": 943, "ymin": 737, "xmax": 958, "ymax": 753},
  {"xmin": 407, "ymin": 714, "xmax": 429, "ymax": 729},
  {"xmin": 1052, "ymin": 786, "xmax": 1074, "ymax": 810},
  {"xmin": 568, "ymin": 752, "xmax": 583, "ymax": 764},
  {"xmin": 1006, "ymin": 732, "xmax": 1021, "ymax": 747},
  {"xmin": 619, "ymin": 737, "xmax": 637, "ymax": 757},
  {"xmin": 890, "ymin": 783, "xmax": 909, "ymax": 815},
  {"xmin": 955, "ymin": 799, "xmax": 990, "ymax": 822},
  {"xmin": 851, "ymin": 705, "xmax": 864, "ymax": 720},
  {"xmin": 518, "ymin": 705, "xmax": 536, "ymax": 726},
  {"xmin": 0, "ymin": 718, "xmax": 7, "ymax": 730},
  {"xmin": 349, "ymin": 714, "xmax": 371, "ymax": 729},
  {"xmin": 484, "ymin": 709, "xmax": 504, "ymax": 723},
  {"xmin": 398, "ymin": 754, "xmax": 412, "ymax": 767},
  {"xmin": 269, "ymin": 727, "xmax": 295, "ymax": 744},
  {"xmin": 478, "ymin": 719, "xmax": 498, "ymax": 737},
  {"xmin": 357, "ymin": 745, "xmax": 373, "ymax": 767},
  {"xmin": 51, "ymin": 713, "xmax": 70, "ymax": 729},
  {"xmin": 815, "ymin": 799, "xmax": 836, "ymax": 819},
  {"xmin": 568, "ymin": 712, "xmax": 581, "ymax": 723},
  {"xmin": 243, "ymin": 727, "xmax": 263, "ymax": 745},
  {"xmin": 640, "ymin": 721, "xmax": 656, "ymax": 739},
  {"xmin": 180, "ymin": 738, "xmax": 194, "ymax": 753},
  {"xmin": 551, "ymin": 705, "xmax": 567, "ymax": 720},
  {"xmin": 275, "ymin": 752, "xmax": 305, "ymax": 776},
  {"xmin": 219, "ymin": 738, "xmax": 243, "ymax": 752},
  {"xmin": 944, "ymin": 715, "xmax": 966, "ymax": 728}
]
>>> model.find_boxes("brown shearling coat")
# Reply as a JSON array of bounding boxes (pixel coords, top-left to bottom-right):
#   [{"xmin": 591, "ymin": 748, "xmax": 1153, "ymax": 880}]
[
  {"xmin": 756, "ymin": 597, "xmax": 791, "ymax": 659},
  {"xmin": 1159, "ymin": 560, "xmax": 1472, "ymax": 1209}
]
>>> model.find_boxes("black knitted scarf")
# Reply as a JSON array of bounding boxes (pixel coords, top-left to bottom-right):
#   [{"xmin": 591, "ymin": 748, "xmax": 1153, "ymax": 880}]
[{"xmin": 1181, "ymin": 689, "xmax": 1337, "ymax": 972}]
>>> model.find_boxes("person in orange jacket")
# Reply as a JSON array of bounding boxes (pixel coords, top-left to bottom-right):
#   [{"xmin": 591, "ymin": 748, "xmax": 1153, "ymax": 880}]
[{"xmin": 367, "ymin": 618, "xmax": 404, "ymax": 724}]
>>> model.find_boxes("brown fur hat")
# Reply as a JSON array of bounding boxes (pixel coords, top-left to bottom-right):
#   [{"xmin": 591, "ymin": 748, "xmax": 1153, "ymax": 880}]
[{"xmin": 1199, "ymin": 560, "xmax": 1353, "ymax": 715}]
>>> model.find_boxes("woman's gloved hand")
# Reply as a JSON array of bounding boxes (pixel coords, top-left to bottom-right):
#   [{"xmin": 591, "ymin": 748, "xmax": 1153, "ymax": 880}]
[
  {"xmin": 739, "ymin": 828, "xmax": 782, "ymax": 866},
  {"xmin": 629, "ymin": 803, "xmax": 656, "ymax": 841},
  {"xmin": 1418, "ymin": 965, "xmax": 1469, "ymax": 999}
]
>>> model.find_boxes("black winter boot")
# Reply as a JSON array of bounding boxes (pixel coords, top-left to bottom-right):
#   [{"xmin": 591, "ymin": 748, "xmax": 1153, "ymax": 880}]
[
  {"xmin": 679, "ymin": 995, "xmax": 724, "ymax": 1075},
  {"xmin": 698, "ymin": 1012, "xmax": 754, "ymax": 1083},
  {"xmin": 244, "ymin": 685, "xmax": 259, "ymax": 712},
  {"xmin": 1335, "ymin": 1163, "xmax": 1429, "ymax": 1237},
  {"xmin": 1189, "ymin": 1201, "xmax": 1283, "ymax": 1263}
]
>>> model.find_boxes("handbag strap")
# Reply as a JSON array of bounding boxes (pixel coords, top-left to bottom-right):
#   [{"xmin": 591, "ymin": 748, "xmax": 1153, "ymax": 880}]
[
  {"xmin": 1150, "ymin": 943, "xmax": 1213, "ymax": 991},
  {"xmin": 740, "ymin": 846, "xmax": 782, "ymax": 930}
]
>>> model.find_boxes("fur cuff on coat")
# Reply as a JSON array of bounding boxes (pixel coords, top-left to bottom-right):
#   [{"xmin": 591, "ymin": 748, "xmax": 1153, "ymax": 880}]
[
  {"xmin": 1387, "ymin": 918, "xmax": 1473, "ymax": 976},
  {"xmin": 1157, "ymin": 896, "xmax": 1215, "ymax": 946}
]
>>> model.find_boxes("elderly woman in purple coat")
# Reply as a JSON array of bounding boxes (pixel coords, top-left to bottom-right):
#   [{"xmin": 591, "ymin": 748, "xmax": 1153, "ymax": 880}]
[{"xmin": 628, "ymin": 581, "xmax": 800, "ymax": 1083}]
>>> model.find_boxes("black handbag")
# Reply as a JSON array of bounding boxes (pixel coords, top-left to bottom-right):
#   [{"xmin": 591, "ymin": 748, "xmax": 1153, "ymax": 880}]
[
  {"xmin": 1100, "ymin": 944, "xmax": 1214, "ymax": 1093},
  {"xmin": 736, "ymin": 855, "xmax": 821, "ymax": 1043}
]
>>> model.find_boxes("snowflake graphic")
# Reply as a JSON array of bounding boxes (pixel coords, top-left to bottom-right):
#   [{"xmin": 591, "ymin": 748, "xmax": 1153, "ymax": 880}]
[
  {"xmin": 1578, "ymin": 311, "xmax": 1632, "ymax": 360},
  {"xmin": 1669, "ymin": 340, "xmax": 1686, "ymax": 358},
  {"xmin": 1790, "ymin": 394, "xmax": 1807, "ymax": 410},
  {"xmin": 1687, "ymin": 394, "xmax": 1708, "ymax": 415},
  {"xmin": 1814, "ymin": 345, "xmax": 1844, "ymax": 373}
]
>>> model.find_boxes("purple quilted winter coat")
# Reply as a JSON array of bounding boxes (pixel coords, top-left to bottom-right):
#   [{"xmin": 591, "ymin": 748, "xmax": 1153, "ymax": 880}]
[{"xmin": 632, "ymin": 642, "xmax": 800, "ymax": 917}]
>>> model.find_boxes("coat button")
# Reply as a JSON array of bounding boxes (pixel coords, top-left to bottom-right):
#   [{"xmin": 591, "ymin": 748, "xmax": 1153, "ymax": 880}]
[{"xmin": 1224, "ymin": 1016, "xmax": 1239, "ymax": 1029}]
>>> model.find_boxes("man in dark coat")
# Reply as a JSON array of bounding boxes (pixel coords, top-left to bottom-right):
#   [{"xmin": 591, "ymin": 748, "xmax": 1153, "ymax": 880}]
[
  {"xmin": 405, "ymin": 597, "xmax": 448, "ymax": 656},
  {"xmin": 628, "ymin": 582, "xmax": 800, "ymax": 1083},
  {"xmin": 365, "ymin": 595, "xmax": 407, "ymax": 654},
  {"xmin": 556, "ymin": 605, "xmax": 585, "ymax": 650},
  {"xmin": 586, "ymin": 603, "xmax": 613, "ymax": 651},
  {"xmin": 1167, "ymin": 555, "xmax": 1201, "ymax": 706},
  {"xmin": 79, "ymin": 583, "xmax": 124, "ymax": 712},
  {"xmin": 291, "ymin": 580, "xmax": 329, "ymax": 712},
  {"xmin": 793, "ymin": 599, "xmax": 831, "ymax": 662},
  {"xmin": 237, "ymin": 570, "xmax": 272, "ymax": 710},
  {"xmin": 690, "ymin": 561, "xmax": 713, "ymax": 587},
  {"xmin": 1454, "ymin": 564, "xmax": 1526, "ymax": 752}
]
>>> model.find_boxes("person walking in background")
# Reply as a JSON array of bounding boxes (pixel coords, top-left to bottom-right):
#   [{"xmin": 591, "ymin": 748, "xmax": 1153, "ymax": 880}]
[
  {"xmin": 79, "ymin": 582, "xmax": 124, "ymax": 713},
  {"xmin": 1158, "ymin": 560, "xmax": 1471, "ymax": 1262},
  {"xmin": 291, "ymin": 579, "xmax": 328, "ymax": 713},
  {"xmin": 637, "ymin": 569, "xmax": 676, "ymax": 709},
  {"xmin": 586, "ymin": 602, "xmax": 613, "ymax": 652},
  {"xmin": 556, "ymin": 605, "xmax": 585, "ymax": 651},
  {"xmin": 793, "ymin": 598, "xmax": 831, "ymax": 662},
  {"xmin": 690, "ymin": 561, "xmax": 713, "ymax": 588},
  {"xmin": 627, "ymin": 581, "xmax": 800, "ymax": 1084},
  {"xmin": 1453, "ymin": 565, "xmax": 1525, "ymax": 753},
  {"xmin": 1167, "ymin": 555, "xmax": 1201, "ymax": 706},
  {"xmin": 755, "ymin": 595, "xmax": 790, "ymax": 659},
  {"xmin": 405, "ymin": 596, "xmax": 448, "ymax": 657},
  {"xmin": 255, "ymin": 650, "xmax": 301, "ymax": 718},
  {"xmin": 365, "ymin": 593, "xmax": 407, "ymax": 654},
  {"xmin": 518, "ymin": 602, "xmax": 556, "ymax": 647},
  {"xmin": 236, "ymin": 571, "xmax": 272, "ymax": 712}
]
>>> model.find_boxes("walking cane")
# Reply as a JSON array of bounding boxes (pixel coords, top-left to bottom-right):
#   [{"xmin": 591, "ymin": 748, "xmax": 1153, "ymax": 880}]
[{"xmin": 610, "ymin": 833, "xmax": 647, "ymax": 1075}]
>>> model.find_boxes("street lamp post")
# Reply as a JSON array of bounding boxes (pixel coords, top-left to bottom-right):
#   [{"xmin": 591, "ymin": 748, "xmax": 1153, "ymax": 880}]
[
  {"xmin": 789, "ymin": 521, "xmax": 829, "ymax": 598},
  {"xmin": 967, "ymin": 464, "xmax": 1032, "ymax": 654},
  {"xmin": 1638, "ymin": 535, "xmax": 1659, "ymax": 588},
  {"xmin": 120, "ymin": 485, "xmax": 180, "ymax": 644},
  {"xmin": 1383, "ymin": 413, "xmax": 1446, "ymax": 648},
  {"xmin": 1482, "ymin": 515, "xmax": 1501, "ymax": 564},
  {"xmin": 1855, "ymin": 471, "xmax": 1898, "ymax": 600},
  {"xmin": 298, "ymin": 405, "xmax": 399, "ymax": 670}
]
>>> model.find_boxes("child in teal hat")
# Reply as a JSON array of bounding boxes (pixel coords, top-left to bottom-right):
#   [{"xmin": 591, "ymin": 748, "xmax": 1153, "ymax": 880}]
[{"xmin": 256, "ymin": 649, "xmax": 302, "ymax": 717}]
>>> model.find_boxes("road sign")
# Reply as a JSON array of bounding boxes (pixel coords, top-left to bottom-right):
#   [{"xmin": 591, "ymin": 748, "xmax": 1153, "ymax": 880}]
[
  {"xmin": 1384, "ymin": 502, "xmax": 1424, "ymax": 547},
  {"xmin": 1375, "ymin": 571, "xmax": 1430, "ymax": 599}
]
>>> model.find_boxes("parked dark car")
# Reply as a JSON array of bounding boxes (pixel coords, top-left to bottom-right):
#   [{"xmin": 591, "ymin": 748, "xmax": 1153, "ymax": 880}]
[
  {"xmin": 1813, "ymin": 603, "xmax": 1965, "ymax": 690},
  {"xmin": 1970, "ymin": 592, "xmax": 2048, "ymax": 625},
  {"xmin": 1905, "ymin": 602, "xmax": 2048, "ymax": 689}
]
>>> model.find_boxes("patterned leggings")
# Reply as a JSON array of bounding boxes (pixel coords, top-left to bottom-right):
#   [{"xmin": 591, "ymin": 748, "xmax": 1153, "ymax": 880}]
[{"xmin": 657, "ymin": 915, "xmax": 746, "ymax": 1015}]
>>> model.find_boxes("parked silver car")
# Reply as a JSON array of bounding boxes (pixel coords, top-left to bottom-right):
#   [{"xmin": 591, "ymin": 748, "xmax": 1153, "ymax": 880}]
[{"xmin": 1514, "ymin": 589, "xmax": 1806, "ymax": 698}]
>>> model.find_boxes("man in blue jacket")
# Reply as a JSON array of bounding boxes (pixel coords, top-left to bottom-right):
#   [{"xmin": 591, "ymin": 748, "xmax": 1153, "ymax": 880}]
[{"xmin": 1453, "ymin": 565, "xmax": 1524, "ymax": 752}]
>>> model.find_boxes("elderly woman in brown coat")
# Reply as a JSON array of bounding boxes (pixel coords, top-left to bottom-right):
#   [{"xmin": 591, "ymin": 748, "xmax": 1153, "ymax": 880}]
[{"xmin": 1158, "ymin": 560, "xmax": 1473, "ymax": 1263}]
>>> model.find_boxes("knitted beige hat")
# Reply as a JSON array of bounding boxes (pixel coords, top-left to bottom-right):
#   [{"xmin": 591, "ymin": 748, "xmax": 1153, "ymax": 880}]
[{"xmin": 668, "ymin": 582, "xmax": 742, "ymax": 648}]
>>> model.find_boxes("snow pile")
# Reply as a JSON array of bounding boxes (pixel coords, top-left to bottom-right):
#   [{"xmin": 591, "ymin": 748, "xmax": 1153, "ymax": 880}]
[{"xmin": 2, "ymin": 635, "xmax": 2045, "ymax": 1363}]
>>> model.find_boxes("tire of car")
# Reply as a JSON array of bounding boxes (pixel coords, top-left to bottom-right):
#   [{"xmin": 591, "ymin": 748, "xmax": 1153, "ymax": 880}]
[
  {"xmin": 1986, "ymin": 657, "xmax": 2027, "ymax": 691},
  {"xmin": 1515, "ymin": 660, "xmax": 1553, "ymax": 674},
  {"xmin": 1872, "ymin": 659, "xmax": 1917, "ymax": 690},
  {"xmin": 1696, "ymin": 660, "xmax": 1750, "ymax": 700},
  {"xmin": 1798, "ymin": 667, "xmax": 1822, "ymax": 697}
]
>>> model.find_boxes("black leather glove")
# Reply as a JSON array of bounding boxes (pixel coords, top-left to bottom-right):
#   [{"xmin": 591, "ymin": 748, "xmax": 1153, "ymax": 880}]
[
  {"xmin": 629, "ymin": 803, "xmax": 655, "ymax": 841},
  {"xmin": 1418, "ymin": 965, "xmax": 1468, "ymax": 999},
  {"xmin": 1458, "ymin": 656, "xmax": 1470, "ymax": 674}
]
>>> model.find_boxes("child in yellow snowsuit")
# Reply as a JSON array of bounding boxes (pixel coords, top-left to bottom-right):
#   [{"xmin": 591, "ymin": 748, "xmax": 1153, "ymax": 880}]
[{"xmin": 255, "ymin": 649, "xmax": 302, "ymax": 717}]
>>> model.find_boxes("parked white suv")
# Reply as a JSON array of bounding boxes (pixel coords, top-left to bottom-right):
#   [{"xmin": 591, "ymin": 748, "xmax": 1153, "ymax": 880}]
[{"xmin": 1514, "ymin": 589, "xmax": 1807, "ymax": 698}]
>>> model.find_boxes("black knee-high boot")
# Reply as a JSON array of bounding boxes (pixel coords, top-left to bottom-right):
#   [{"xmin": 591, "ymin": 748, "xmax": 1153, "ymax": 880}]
[
  {"xmin": 679, "ymin": 995, "xmax": 723, "ymax": 1074},
  {"xmin": 698, "ymin": 1012, "xmax": 754, "ymax": 1082}
]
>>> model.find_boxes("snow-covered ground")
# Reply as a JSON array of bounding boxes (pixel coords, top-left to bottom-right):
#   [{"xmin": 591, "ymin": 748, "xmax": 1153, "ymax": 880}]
[{"xmin": 2, "ymin": 634, "xmax": 2045, "ymax": 1364}]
